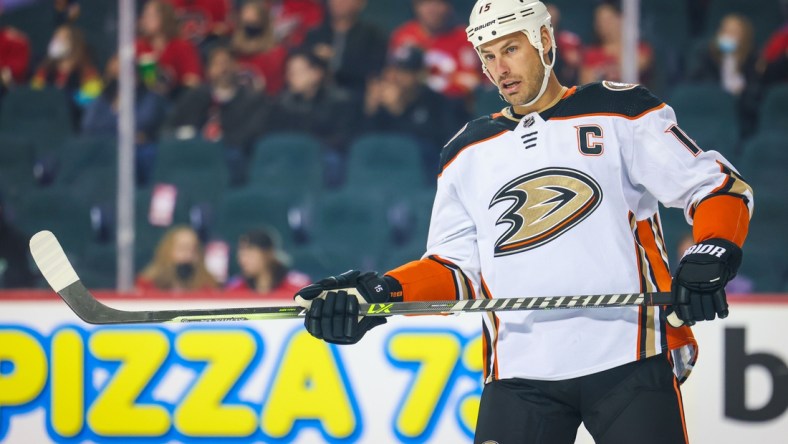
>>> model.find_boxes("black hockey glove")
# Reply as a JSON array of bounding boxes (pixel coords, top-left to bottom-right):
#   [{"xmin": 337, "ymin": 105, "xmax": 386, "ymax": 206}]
[
  {"xmin": 669, "ymin": 238, "xmax": 742, "ymax": 327},
  {"xmin": 294, "ymin": 270, "xmax": 402, "ymax": 345}
]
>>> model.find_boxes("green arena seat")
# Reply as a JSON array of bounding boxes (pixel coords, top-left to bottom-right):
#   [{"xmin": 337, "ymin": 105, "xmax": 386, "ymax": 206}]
[
  {"xmin": 668, "ymin": 84, "xmax": 739, "ymax": 160},
  {"xmin": 0, "ymin": 87, "xmax": 74, "ymax": 152},
  {"xmin": 55, "ymin": 136, "xmax": 118, "ymax": 205},
  {"xmin": 757, "ymin": 85, "xmax": 788, "ymax": 133},
  {"xmin": 152, "ymin": 138, "xmax": 229, "ymax": 206},
  {"xmin": 345, "ymin": 133, "xmax": 428, "ymax": 195},
  {"xmin": 0, "ymin": 134, "xmax": 36, "ymax": 204},
  {"xmin": 249, "ymin": 133, "xmax": 323, "ymax": 195},
  {"xmin": 14, "ymin": 188, "xmax": 93, "ymax": 256}
]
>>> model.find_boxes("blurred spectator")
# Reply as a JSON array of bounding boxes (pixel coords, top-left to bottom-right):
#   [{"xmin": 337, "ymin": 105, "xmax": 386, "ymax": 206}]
[
  {"xmin": 81, "ymin": 55, "xmax": 167, "ymax": 185},
  {"xmin": 164, "ymin": 46, "xmax": 270, "ymax": 184},
  {"xmin": 389, "ymin": 0, "xmax": 481, "ymax": 99},
  {"xmin": 579, "ymin": 1, "xmax": 653, "ymax": 86},
  {"xmin": 137, "ymin": 225, "xmax": 219, "ymax": 291},
  {"xmin": 267, "ymin": 50, "xmax": 359, "ymax": 181},
  {"xmin": 231, "ymin": 0, "xmax": 288, "ymax": 95},
  {"xmin": 225, "ymin": 228, "xmax": 311, "ymax": 296},
  {"xmin": 689, "ymin": 14, "xmax": 759, "ymax": 138},
  {"xmin": 269, "ymin": 0, "xmax": 324, "ymax": 47},
  {"xmin": 0, "ymin": 26, "xmax": 30, "ymax": 94},
  {"xmin": 136, "ymin": 0, "xmax": 202, "ymax": 98},
  {"xmin": 546, "ymin": 3, "xmax": 583, "ymax": 86},
  {"xmin": 302, "ymin": 0, "xmax": 386, "ymax": 96},
  {"xmin": 167, "ymin": 0, "xmax": 232, "ymax": 48},
  {"xmin": 759, "ymin": 0, "xmax": 788, "ymax": 88},
  {"xmin": 53, "ymin": 0, "xmax": 80, "ymax": 26},
  {"xmin": 689, "ymin": 14, "xmax": 757, "ymax": 97},
  {"xmin": 364, "ymin": 46, "xmax": 467, "ymax": 175},
  {"xmin": 0, "ymin": 192, "xmax": 35, "ymax": 289},
  {"xmin": 31, "ymin": 23, "xmax": 102, "ymax": 124}
]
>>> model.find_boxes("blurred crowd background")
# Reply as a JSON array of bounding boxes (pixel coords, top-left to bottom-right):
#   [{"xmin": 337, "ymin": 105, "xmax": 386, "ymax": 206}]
[{"xmin": 0, "ymin": 0, "xmax": 786, "ymax": 295}]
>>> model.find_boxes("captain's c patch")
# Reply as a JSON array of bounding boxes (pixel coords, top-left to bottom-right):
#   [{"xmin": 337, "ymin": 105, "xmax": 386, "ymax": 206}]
[{"xmin": 489, "ymin": 167, "xmax": 603, "ymax": 256}]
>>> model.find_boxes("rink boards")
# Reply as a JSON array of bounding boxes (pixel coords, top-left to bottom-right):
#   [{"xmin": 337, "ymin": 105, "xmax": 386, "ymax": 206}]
[{"xmin": 0, "ymin": 292, "xmax": 786, "ymax": 443}]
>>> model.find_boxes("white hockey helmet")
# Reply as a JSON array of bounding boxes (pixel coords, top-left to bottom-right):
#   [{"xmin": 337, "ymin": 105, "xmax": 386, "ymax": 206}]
[{"xmin": 466, "ymin": 0, "xmax": 556, "ymax": 106}]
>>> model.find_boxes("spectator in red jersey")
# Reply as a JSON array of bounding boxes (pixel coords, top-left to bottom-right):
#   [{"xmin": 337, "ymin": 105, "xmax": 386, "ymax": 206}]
[
  {"xmin": 270, "ymin": 0, "xmax": 324, "ymax": 47},
  {"xmin": 389, "ymin": 0, "xmax": 482, "ymax": 100},
  {"xmin": 302, "ymin": 0, "xmax": 386, "ymax": 96},
  {"xmin": 137, "ymin": 0, "xmax": 202, "ymax": 98},
  {"xmin": 579, "ymin": 1, "xmax": 653, "ymax": 86},
  {"xmin": 546, "ymin": 3, "xmax": 582, "ymax": 86},
  {"xmin": 0, "ymin": 26, "xmax": 30, "ymax": 93},
  {"xmin": 31, "ymin": 24, "xmax": 102, "ymax": 123},
  {"xmin": 166, "ymin": 0, "xmax": 232, "ymax": 48},
  {"xmin": 225, "ymin": 228, "xmax": 311, "ymax": 297},
  {"xmin": 164, "ymin": 46, "xmax": 270, "ymax": 184},
  {"xmin": 231, "ymin": 0, "xmax": 288, "ymax": 95},
  {"xmin": 137, "ymin": 225, "xmax": 219, "ymax": 292}
]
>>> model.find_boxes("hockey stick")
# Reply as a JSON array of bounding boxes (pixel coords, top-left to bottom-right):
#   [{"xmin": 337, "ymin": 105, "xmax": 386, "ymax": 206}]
[{"xmin": 30, "ymin": 230, "xmax": 674, "ymax": 325}]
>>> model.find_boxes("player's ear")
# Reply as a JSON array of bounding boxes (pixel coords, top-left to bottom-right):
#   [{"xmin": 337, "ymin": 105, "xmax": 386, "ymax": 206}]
[{"xmin": 540, "ymin": 26, "xmax": 553, "ymax": 54}]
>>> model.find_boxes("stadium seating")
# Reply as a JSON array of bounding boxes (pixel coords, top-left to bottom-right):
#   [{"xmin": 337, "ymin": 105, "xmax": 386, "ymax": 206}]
[
  {"xmin": 739, "ymin": 130, "xmax": 787, "ymax": 188},
  {"xmin": 14, "ymin": 188, "xmax": 93, "ymax": 256},
  {"xmin": 249, "ymin": 133, "xmax": 323, "ymax": 195},
  {"xmin": 0, "ymin": 86, "xmax": 74, "ymax": 153},
  {"xmin": 214, "ymin": 186, "xmax": 307, "ymax": 250},
  {"xmin": 475, "ymin": 87, "xmax": 507, "ymax": 116},
  {"xmin": 309, "ymin": 190, "xmax": 389, "ymax": 272},
  {"xmin": 152, "ymin": 138, "xmax": 230, "ymax": 207},
  {"xmin": 78, "ymin": 242, "xmax": 118, "ymax": 289},
  {"xmin": 0, "ymin": 134, "xmax": 36, "ymax": 205},
  {"xmin": 0, "ymin": 0, "xmax": 56, "ymax": 60},
  {"xmin": 668, "ymin": 84, "xmax": 740, "ymax": 160},
  {"xmin": 757, "ymin": 85, "xmax": 788, "ymax": 133},
  {"xmin": 344, "ymin": 133, "xmax": 428, "ymax": 196},
  {"xmin": 134, "ymin": 187, "xmax": 193, "ymax": 272},
  {"xmin": 55, "ymin": 136, "xmax": 118, "ymax": 205}
]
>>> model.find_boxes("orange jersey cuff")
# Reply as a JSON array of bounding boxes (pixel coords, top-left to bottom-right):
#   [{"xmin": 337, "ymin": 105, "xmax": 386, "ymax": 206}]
[
  {"xmin": 386, "ymin": 256, "xmax": 475, "ymax": 302},
  {"xmin": 692, "ymin": 195, "xmax": 750, "ymax": 247}
]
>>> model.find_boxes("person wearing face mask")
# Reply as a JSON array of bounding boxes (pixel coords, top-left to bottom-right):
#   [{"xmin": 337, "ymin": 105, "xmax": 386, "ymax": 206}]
[
  {"xmin": 31, "ymin": 24, "xmax": 102, "ymax": 125},
  {"xmin": 225, "ymin": 228, "xmax": 311, "ymax": 297},
  {"xmin": 137, "ymin": 225, "xmax": 219, "ymax": 292},
  {"xmin": 689, "ymin": 13, "xmax": 759, "ymax": 137},
  {"xmin": 164, "ymin": 46, "xmax": 270, "ymax": 184},
  {"xmin": 230, "ymin": 0, "xmax": 288, "ymax": 95}
]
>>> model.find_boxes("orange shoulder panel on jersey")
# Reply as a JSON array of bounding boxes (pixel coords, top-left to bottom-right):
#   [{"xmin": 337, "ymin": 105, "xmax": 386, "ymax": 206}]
[{"xmin": 385, "ymin": 255, "xmax": 476, "ymax": 302}]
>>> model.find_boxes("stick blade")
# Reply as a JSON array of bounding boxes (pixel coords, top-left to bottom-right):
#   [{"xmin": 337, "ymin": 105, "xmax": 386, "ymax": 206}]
[{"xmin": 30, "ymin": 230, "xmax": 80, "ymax": 293}]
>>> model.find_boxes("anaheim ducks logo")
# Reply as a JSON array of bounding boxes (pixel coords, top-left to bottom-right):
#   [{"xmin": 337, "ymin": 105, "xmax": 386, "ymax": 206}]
[{"xmin": 490, "ymin": 167, "xmax": 603, "ymax": 256}]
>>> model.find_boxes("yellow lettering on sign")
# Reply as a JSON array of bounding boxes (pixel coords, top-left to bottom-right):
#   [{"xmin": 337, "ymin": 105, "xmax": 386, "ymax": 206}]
[
  {"xmin": 87, "ymin": 330, "xmax": 170, "ymax": 437},
  {"xmin": 458, "ymin": 336, "xmax": 483, "ymax": 432},
  {"xmin": 174, "ymin": 330, "xmax": 257, "ymax": 437},
  {"xmin": 51, "ymin": 329, "xmax": 84, "ymax": 437},
  {"xmin": 262, "ymin": 331, "xmax": 356, "ymax": 439},
  {"xmin": 389, "ymin": 332, "xmax": 461, "ymax": 438},
  {"xmin": 0, "ymin": 330, "xmax": 47, "ymax": 409}
]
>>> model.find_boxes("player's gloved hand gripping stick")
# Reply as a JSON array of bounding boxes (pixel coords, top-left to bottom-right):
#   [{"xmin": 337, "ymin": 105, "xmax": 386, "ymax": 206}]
[{"xmin": 294, "ymin": 270, "xmax": 400, "ymax": 344}]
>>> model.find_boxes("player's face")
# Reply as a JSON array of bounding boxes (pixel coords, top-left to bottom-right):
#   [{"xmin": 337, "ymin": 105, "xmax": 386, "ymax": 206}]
[{"xmin": 479, "ymin": 31, "xmax": 546, "ymax": 106}]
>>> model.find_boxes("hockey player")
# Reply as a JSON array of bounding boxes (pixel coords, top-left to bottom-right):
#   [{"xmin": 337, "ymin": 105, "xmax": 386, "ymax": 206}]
[{"xmin": 295, "ymin": 1, "xmax": 753, "ymax": 442}]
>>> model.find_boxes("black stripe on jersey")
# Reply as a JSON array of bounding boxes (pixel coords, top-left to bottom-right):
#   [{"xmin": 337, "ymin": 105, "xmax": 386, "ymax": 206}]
[
  {"xmin": 638, "ymin": 307, "xmax": 648, "ymax": 360},
  {"xmin": 427, "ymin": 255, "xmax": 475, "ymax": 300},
  {"xmin": 667, "ymin": 124, "xmax": 702, "ymax": 156},
  {"xmin": 540, "ymin": 82, "xmax": 664, "ymax": 121},
  {"xmin": 481, "ymin": 321, "xmax": 494, "ymax": 382},
  {"xmin": 439, "ymin": 114, "xmax": 518, "ymax": 173}
]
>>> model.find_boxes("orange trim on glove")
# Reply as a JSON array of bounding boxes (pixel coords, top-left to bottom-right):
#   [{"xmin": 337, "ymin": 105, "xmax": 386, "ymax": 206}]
[{"xmin": 692, "ymin": 195, "xmax": 750, "ymax": 247}]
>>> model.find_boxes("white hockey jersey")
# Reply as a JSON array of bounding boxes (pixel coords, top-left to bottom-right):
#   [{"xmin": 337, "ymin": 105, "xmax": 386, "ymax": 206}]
[{"xmin": 420, "ymin": 82, "xmax": 754, "ymax": 383}]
